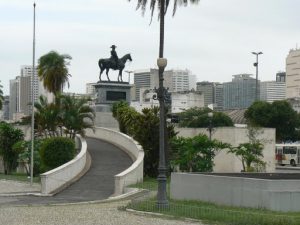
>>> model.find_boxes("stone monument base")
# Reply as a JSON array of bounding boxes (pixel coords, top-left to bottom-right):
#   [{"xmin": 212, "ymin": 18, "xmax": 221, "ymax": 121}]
[{"xmin": 93, "ymin": 81, "xmax": 132, "ymax": 112}]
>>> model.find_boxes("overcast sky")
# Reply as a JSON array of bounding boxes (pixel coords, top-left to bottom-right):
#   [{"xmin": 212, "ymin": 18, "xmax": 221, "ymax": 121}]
[{"xmin": 0, "ymin": 0, "xmax": 299, "ymax": 95}]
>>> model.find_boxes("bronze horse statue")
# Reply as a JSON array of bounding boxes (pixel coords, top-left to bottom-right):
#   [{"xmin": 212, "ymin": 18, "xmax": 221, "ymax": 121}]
[{"xmin": 98, "ymin": 53, "xmax": 132, "ymax": 82}]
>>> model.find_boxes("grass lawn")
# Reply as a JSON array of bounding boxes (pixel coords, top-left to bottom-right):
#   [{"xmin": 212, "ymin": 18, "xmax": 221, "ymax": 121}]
[
  {"xmin": 0, "ymin": 173, "xmax": 40, "ymax": 183},
  {"xmin": 128, "ymin": 178, "xmax": 300, "ymax": 225}
]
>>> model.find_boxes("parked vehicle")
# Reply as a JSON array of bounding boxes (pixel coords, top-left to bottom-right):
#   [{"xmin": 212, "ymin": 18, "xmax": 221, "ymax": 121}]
[{"xmin": 275, "ymin": 144, "xmax": 300, "ymax": 166}]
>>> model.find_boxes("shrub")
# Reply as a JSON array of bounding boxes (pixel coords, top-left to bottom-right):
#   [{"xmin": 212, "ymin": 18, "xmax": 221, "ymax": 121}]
[
  {"xmin": 40, "ymin": 137, "xmax": 75, "ymax": 171},
  {"xmin": 0, "ymin": 122, "xmax": 24, "ymax": 174},
  {"xmin": 13, "ymin": 139, "xmax": 44, "ymax": 176}
]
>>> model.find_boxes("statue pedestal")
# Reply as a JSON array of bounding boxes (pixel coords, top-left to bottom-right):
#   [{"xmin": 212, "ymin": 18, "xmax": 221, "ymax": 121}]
[{"xmin": 93, "ymin": 81, "xmax": 132, "ymax": 112}]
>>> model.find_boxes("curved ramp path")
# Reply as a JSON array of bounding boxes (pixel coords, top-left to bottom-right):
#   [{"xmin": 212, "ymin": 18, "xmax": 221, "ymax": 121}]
[{"xmin": 0, "ymin": 138, "xmax": 133, "ymax": 205}]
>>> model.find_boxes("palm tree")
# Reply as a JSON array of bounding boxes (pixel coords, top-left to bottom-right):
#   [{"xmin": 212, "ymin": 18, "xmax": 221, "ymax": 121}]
[
  {"xmin": 0, "ymin": 81, "xmax": 3, "ymax": 110},
  {"xmin": 34, "ymin": 95, "xmax": 62, "ymax": 137},
  {"xmin": 37, "ymin": 51, "xmax": 72, "ymax": 95},
  {"xmin": 129, "ymin": 0, "xmax": 200, "ymax": 207},
  {"xmin": 60, "ymin": 95, "xmax": 95, "ymax": 139}
]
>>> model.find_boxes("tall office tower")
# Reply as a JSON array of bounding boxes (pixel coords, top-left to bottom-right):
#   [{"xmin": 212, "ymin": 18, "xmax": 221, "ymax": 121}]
[
  {"xmin": 276, "ymin": 71, "xmax": 286, "ymax": 82},
  {"xmin": 260, "ymin": 81, "xmax": 286, "ymax": 103},
  {"xmin": 286, "ymin": 49, "xmax": 300, "ymax": 99},
  {"xmin": 196, "ymin": 81, "xmax": 215, "ymax": 107},
  {"xmin": 223, "ymin": 74, "xmax": 257, "ymax": 110},
  {"xmin": 9, "ymin": 66, "xmax": 49, "ymax": 120},
  {"xmin": 214, "ymin": 83, "xmax": 224, "ymax": 110}
]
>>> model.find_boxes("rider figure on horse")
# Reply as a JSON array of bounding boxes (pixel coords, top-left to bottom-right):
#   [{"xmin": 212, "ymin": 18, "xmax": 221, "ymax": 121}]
[{"xmin": 110, "ymin": 45, "xmax": 119, "ymax": 69}]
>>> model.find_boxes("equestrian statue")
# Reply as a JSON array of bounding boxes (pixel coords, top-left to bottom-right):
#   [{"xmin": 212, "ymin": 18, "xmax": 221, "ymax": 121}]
[{"xmin": 98, "ymin": 45, "xmax": 132, "ymax": 82}]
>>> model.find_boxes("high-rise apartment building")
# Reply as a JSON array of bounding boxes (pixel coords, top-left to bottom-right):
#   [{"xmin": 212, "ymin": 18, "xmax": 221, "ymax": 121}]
[
  {"xmin": 223, "ymin": 74, "xmax": 257, "ymax": 110},
  {"xmin": 167, "ymin": 69, "xmax": 194, "ymax": 92},
  {"xmin": 260, "ymin": 81, "xmax": 286, "ymax": 103},
  {"xmin": 286, "ymin": 49, "xmax": 300, "ymax": 99},
  {"xmin": 9, "ymin": 66, "xmax": 49, "ymax": 120}
]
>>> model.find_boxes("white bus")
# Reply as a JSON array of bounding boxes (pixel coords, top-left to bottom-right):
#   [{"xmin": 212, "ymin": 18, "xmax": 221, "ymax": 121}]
[{"xmin": 275, "ymin": 144, "xmax": 300, "ymax": 166}]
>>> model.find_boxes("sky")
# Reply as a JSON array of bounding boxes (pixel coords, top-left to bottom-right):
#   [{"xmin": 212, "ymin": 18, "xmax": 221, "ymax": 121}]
[{"xmin": 0, "ymin": 0, "xmax": 300, "ymax": 95}]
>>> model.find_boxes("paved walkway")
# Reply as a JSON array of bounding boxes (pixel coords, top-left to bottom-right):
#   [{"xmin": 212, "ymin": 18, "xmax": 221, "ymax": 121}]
[
  {"xmin": 0, "ymin": 138, "xmax": 132, "ymax": 205},
  {"xmin": 0, "ymin": 201, "xmax": 203, "ymax": 225}
]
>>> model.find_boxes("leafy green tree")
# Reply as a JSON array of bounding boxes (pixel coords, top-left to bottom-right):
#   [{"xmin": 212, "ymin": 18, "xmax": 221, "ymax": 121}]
[
  {"xmin": 228, "ymin": 127, "xmax": 265, "ymax": 172},
  {"xmin": 60, "ymin": 94, "xmax": 95, "ymax": 139},
  {"xmin": 179, "ymin": 107, "xmax": 234, "ymax": 128},
  {"xmin": 112, "ymin": 102, "xmax": 176, "ymax": 177},
  {"xmin": 13, "ymin": 139, "xmax": 43, "ymax": 176},
  {"xmin": 171, "ymin": 134, "xmax": 231, "ymax": 172},
  {"xmin": 0, "ymin": 81, "xmax": 3, "ymax": 110},
  {"xmin": 245, "ymin": 100, "xmax": 300, "ymax": 142},
  {"xmin": 0, "ymin": 122, "xmax": 24, "ymax": 174},
  {"xmin": 38, "ymin": 51, "xmax": 72, "ymax": 95}
]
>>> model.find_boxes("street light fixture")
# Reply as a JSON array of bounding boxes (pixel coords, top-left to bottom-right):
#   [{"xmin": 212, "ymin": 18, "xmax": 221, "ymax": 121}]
[
  {"xmin": 125, "ymin": 70, "xmax": 133, "ymax": 83},
  {"xmin": 156, "ymin": 57, "xmax": 168, "ymax": 208},
  {"xmin": 207, "ymin": 112, "xmax": 213, "ymax": 140},
  {"xmin": 252, "ymin": 51, "xmax": 263, "ymax": 101}
]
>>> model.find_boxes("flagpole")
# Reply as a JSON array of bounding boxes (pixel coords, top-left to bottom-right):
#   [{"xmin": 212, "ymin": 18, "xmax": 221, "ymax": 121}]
[{"xmin": 30, "ymin": 2, "xmax": 36, "ymax": 186}]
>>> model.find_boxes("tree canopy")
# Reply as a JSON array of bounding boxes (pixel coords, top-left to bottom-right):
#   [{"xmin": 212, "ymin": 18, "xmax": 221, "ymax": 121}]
[
  {"xmin": 245, "ymin": 100, "xmax": 300, "ymax": 142},
  {"xmin": 129, "ymin": 0, "xmax": 200, "ymax": 21},
  {"xmin": 178, "ymin": 107, "xmax": 234, "ymax": 128},
  {"xmin": 38, "ymin": 51, "xmax": 72, "ymax": 94},
  {"xmin": 112, "ymin": 102, "xmax": 176, "ymax": 177}
]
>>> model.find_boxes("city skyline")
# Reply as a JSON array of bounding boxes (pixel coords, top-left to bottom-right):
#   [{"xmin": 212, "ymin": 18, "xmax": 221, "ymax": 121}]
[{"xmin": 1, "ymin": 0, "xmax": 299, "ymax": 95}]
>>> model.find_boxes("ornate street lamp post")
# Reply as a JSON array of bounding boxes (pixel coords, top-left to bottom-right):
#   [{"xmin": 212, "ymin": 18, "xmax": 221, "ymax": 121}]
[
  {"xmin": 252, "ymin": 51, "xmax": 263, "ymax": 101},
  {"xmin": 157, "ymin": 57, "xmax": 168, "ymax": 208}
]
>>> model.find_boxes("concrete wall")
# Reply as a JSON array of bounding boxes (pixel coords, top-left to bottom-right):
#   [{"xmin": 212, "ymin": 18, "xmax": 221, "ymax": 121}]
[
  {"xmin": 40, "ymin": 135, "xmax": 87, "ymax": 195},
  {"xmin": 171, "ymin": 173, "xmax": 300, "ymax": 212},
  {"xmin": 86, "ymin": 127, "xmax": 144, "ymax": 196},
  {"xmin": 176, "ymin": 127, "xmax": 276, "ymax": 172}
]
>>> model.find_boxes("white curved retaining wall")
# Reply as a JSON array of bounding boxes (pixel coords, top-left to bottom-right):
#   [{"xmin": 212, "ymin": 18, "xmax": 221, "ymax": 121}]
[
  {"xmin": 40, "ymin": 135, "xmax": 87, "ymax": 195},
  {"xmin": 86, "ymin": 127, "xmax": 144, "ymax": 196}
]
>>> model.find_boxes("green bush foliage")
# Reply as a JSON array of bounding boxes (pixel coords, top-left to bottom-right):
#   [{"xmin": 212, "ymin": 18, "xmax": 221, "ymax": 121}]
[
  {"xmin": 40, "ymin": 137, "xmax": 75, "ymax": 171},
  {"xmin": 0, "ymin": 122, "xmax": 24, "ymax": 174},
  {"xmin": 178, "ymin": 107, "xmax": 233, "ymax": 128},
  {"xmin": 13, "ymin": 139, "xmax": 44, "ymax": 176},
  {"xmin": 112, "ymin": 101, "xmax": 176, "ymax": 177},
  {"xmin": 171, "ymin": 134, "xmax": 231, "ymax": 172}
]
